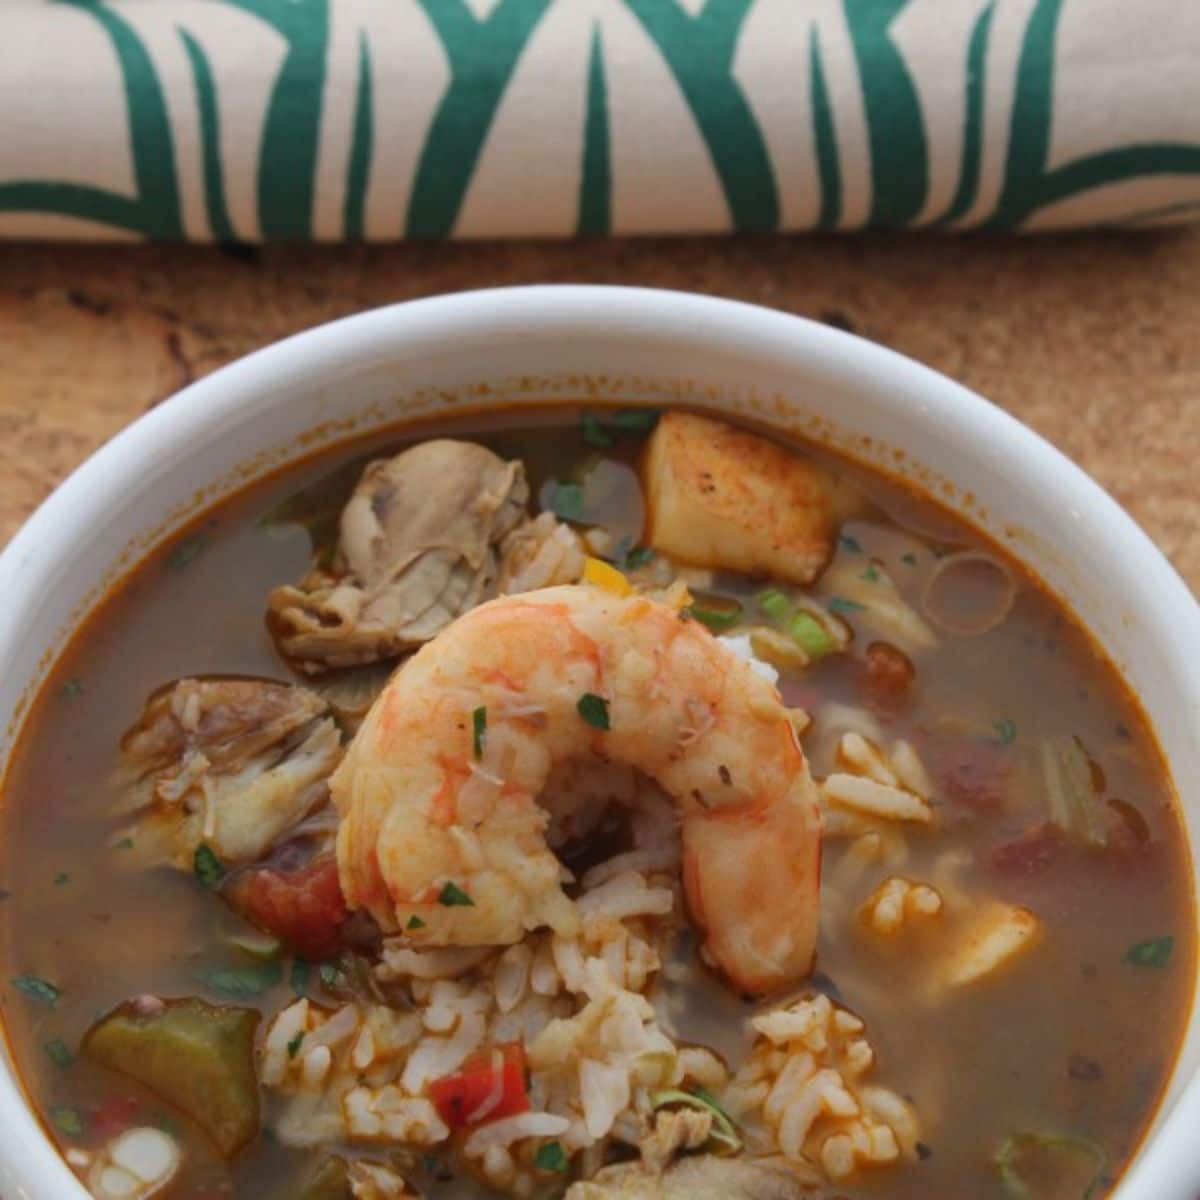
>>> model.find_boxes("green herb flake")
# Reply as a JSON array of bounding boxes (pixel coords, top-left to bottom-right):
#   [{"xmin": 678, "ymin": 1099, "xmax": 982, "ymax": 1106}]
[
  {"xmin": 438, "ymin": 882, "xmax": 475, "ymax": 908},
  {"xmin": 839, "ymin": 534, "xmax": 863, "ymax": 554},
  {"xmin": 608, "ymin": 408, "xmax": 659, "ymax": 433},
  {"xmin": 901, "ymin": 552, "xmax": 919, "ymax": 567},
  {"xmin": 472, "ymin": 706, "xmax": 487, "ymax": 760},
  {"xmin": 12, "ymin": 974, "xmax": 59, "ymax": 1008},
  {"xmin": 44, "ymin": 1038, "xmax": 73, "ymax": 1068},
  {"xmin": 581, "ymin": 413, "xmax": 614, "ymax": 449},
  {"xmin": 60, "ymin": 678, "xmax": 84, "ymax": 699},
  {"xmin": 862, "ymin": 563, "xmax": 880, "ymax": 582},
  {"xmin": 155, "ymin": 1112, "xmax": 181, "ymax": 1138},
  {"xmin": 991, "ymin": 719, "xmax": 1018, "ymax": 747},
  {"xmin": 53, "ymin": 873, "xmax": 69, "ymax": 887},
  {"xmin": 1125, "ymin": 935, "xmax": 1174, "ymax": 969},
  {"xmin": 756, "ymin": 588, "xmax": 792, "ymax": 622},
  {"xmin": 193, "ymin": 843, "xmax": 226, "ymax": 889},
  {"xmin": 407, "ymin": 915, "xmax": 426, "ymax": 931},
  {"xmin": 577, "ymin": 692, "xmax": 611, "ymax": 731},
  {"xmin": 193, "ymin": 959, "xmax": 282, "ymax": 1000},
  {"xmin": 114, "ymin": 837, "xmax": 134, "ymax": 851},
  {"xmin": 685, "ymin": 593, "xmax": 744, "ymax": 632},
  {"xmin": 827, "ymin": 596, "xmax": 866, "ymax": 615},
  {"xmin": 534, "ymin": 1141, "xmax": 569, "ymax": 1173},
  {"xmin": 623, "ymin": 544, "xmax": 654, "ymax": 571},
  {"xmin": 286, "ymin": 1032, "xmax": 305, "ymax": 1060},
  {"xmin": 547, "ymin": 481, "xmax": 584, "ymax": 524},
  {"xmin": 51, "ymin": 1106, "xmax": 85, "ymax": 1138},
  {"xmin": 290, "ymin": 958, "xmax": 312, "ymax": 996},
  {"xmin": 167, "ymin": 533, "xmax": 208, "ymax": 570}
]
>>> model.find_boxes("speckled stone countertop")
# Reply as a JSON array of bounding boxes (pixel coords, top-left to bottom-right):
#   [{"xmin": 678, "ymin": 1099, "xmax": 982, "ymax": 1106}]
[{"xmin": 0, "ymin": 233, "xmax": 1196, "ymax": 593}]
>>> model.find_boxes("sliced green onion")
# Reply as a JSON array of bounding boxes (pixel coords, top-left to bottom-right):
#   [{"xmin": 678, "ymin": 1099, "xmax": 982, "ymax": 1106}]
[
  {"xmin": 991, "ymin": 719, "xmax": 1018, "ymax": 747},
  {"xmin": 1041, "ymin": 735, "xmax": 1106, "ymax": 850},
  {"xmin": 534, "ymin": 1140, "xmax": 569, "ymax": 1172},
  {"xmin": 756, "ymin": 588, "xmax": 792, "ymax": 622},
  {"xmin": 995, "ymin": 1130, "xmax": 1108, "ymax": 1199},
  {"xmin": 827, "ymin": 596, "xmax": 866, "ymax": 615},
  {"xmin": 686, "ymin": 593, "xmax": 743, "ymax": 631},
  {"xmin": 12, "ymin": 974, "xmax": 59, "ymax": 1008},
  {"xmin": 439, "ymin": 882, "xmax": 474, "ymax": 907},
  {"xmin": 577, "ymin": 692, "xmax": 611, "ymax": 731},
  {"xmin": 650, "ymin": 1087, "xmax": 742, "ymax": 1155},
  {"xmin": 193, "ymin": 843, "xmax": 226, "ymax": 889},
  {"xmin": 789, "ymin": 611, "xmax": 836, "ymax": 660},
  {"xmin": 1125, "ymin": 935, "xmax": 1173, "ymax": 969},
  {"xmin": 407, "ymin": 915, "xmax": 426, "ymax": 931},
  {"xmin": 472, "ymin": 706, "xmax": 487, "ymax": 759}
]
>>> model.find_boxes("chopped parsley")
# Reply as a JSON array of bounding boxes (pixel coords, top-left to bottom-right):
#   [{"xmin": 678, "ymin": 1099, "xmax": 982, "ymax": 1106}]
[
  {"xmin": 1125, "ymin": 935, "xmax": 1174, "ymax": 969},
  {"xmin": 472, "ymin": 706, "xmax": 487, "ymax": 759},
  {"xmin": 990, "ymin": 719, "xmax": 1018, "ymax": 747},
  {"xmin": 286, "ymin": 1032, "xmax": 305, "ymax": 1060},
  {"xmin": 439, "ymin": 882, "xmax": 475, "ymax": 908},
  {"xmin": 12, "ymin": 974, "xmax": 59, "ymax": 1008},
  {"xmin": 839, "ymin": 534, "xmax": 863, "ymax": 553},
  {"xmin": 167, "ymin": 533, "xmax": 208, "ymax": 570},
  {"xmin": 901, "ymin": 552, "xmax": 919, "ymax": 567},
  {"xmin": 193, "ymin": 959, "xmax": 282, "ymax": 999},
  {"xmin": 53, "ymin": 873, "xmax": 69, "ymax": 887},
  {"xmin": 44, "ymin": 1038, "xmax": 73, "ymax": 1068},
  {"xmin": 51, "ymin": 1106, "xmax": 85, "ymax": 1138},
  {"xmin": 60, "ymin": 678, "xmax": 84, "ymax": 699},
  {"xmin": 862, "ymin": 562, "xmax": 880, "ymax": 582},
  {"xmin": 534, "ymin": 1140, "xmax": 569, "ymax": 1172},
  {"xmin": 546, "ymin": 481, "xmax": 584, "ymax": 523},
  {"xmin": 623, "ymin": 544, "xmax": 654, "ymax": 571},
  {"xmin": 827, "ymin": 596, "xmax": 866, "ymax": 615},
  {"xmin": 114, "ymin": 837, "xmax": 134, "ymax": 851},
  {"xmin": 407, "ymin": 915, "xmax": 426, "ymax": 931},
  {"xmin": 577, "ymin": 692, "xmax": 610, "ymax": 731},
  {"xmin": 607, "ymin": 408, "xmax": 659, "ymax": 432},
  {"xmin": 581, "ymin": 413, "xmax": 613, "ymax": 449},
  {"xmin": 193, "ymin": 843, "xmax": 226, "ymax": 889}
]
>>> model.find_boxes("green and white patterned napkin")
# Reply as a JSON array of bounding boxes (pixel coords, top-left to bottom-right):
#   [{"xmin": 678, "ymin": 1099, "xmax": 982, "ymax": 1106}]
[{"xmin": 2, "ymin": 0, "xmax": 1198, "ymax": 241}]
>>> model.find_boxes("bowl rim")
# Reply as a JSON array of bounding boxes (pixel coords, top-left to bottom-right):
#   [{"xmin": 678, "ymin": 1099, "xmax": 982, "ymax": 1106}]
[{"xmin": 0, "ymin": 284, "xmax": 1197, "ymax": 1198}]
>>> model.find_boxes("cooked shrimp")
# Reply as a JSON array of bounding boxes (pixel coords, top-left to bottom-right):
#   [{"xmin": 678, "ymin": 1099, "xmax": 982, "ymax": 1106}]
[{"xmin": 332, "ymin": 585, "xmax": 821, "ymax": 994}]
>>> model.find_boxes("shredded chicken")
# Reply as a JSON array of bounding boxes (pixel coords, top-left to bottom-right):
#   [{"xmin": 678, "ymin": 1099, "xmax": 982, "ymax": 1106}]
[
  {"xmin": 566, "ymin": 1155, "xmax": 816, "ymax": 1199},
  {"xmin": 115, "ymin": 677, "xmax": 341, "ymax": 867},
  {"xmin": 266, "ymin": 441, "xmax": 531, "ymax": 673}
]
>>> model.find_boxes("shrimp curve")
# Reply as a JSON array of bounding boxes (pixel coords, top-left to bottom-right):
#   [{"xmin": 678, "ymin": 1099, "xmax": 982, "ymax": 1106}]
[{"xmin": 332, "ymin": 585, "xmax": 821, "ymax": 994}]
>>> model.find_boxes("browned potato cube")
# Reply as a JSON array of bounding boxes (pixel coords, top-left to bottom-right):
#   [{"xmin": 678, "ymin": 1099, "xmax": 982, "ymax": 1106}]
[{"xmin": 642, "ymin": 411, "xmax": 837, "ymax": 583}]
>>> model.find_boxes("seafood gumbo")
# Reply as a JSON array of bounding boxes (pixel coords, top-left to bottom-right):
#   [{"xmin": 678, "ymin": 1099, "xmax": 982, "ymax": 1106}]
[{"xmin": 0, "ymin": 407, "xmax": 1191, "ymax": 1200}]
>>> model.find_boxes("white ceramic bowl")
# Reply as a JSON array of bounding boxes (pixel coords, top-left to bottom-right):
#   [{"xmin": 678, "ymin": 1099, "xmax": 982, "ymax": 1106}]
[{"xmin": 0, "ymin": 286, "xmax": 1196, "ymax": 1199}]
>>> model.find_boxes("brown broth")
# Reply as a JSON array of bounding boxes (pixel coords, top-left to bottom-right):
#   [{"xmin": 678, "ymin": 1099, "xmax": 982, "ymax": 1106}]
[{"xmin": 0, "ymin": 406, "xmax": 1192, "ymax": 1199}]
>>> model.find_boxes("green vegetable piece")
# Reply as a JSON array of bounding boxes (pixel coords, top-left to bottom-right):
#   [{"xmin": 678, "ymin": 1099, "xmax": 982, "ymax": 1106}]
[
  {"xmin": 194, "ymin": 843, "xmax": 226, "ymax": 889},
  {"xmin": 287, "ymin": 1032, "xmax": 305, "ymax": 1060},
  {"xmin": 995, "ymin": 1130, "xmax": 1108, "ymax": 1199},
  {"xmin": 577, "ymin": 692, "xmax": 611, "ymax": 731},
  {"xmin": 472, "ymin": 706, "xmax": 487, "ymax": 759},
  {"xmin": 12, "ymin": 974, "xmax": 59, "ymax": 1008},
  {"xmin": 756, "ymin": 588, "xmax": 792, "ymax": 622},
  {"xmin": 991, "ymin": 719, "xmax": 1018, "ymax": 747},
  {"xmin": 650, "ymin": 1087, "xmax": 743, "ymax": 1155},
  {"xmin": 581, "ymin": 413, "xmax": 613, "ymax": 449},
  {"xmin": 623, "ymin": 544, "xmax": 654, "ymax": 571},
  {"xmin": 439, "ymin": 882, "xmax": 475, "ymax": 907},
  {"xmin": 193, "ymin": 958, "xmax": 282, "ymax": 1000},
  {"xmin": 839, "ymin": 534, "xmax": 863, "ymax": 553},
  {"xmin": 60, "ymin": 678, "xmax": 84, "ymax": 699},
  {"xmin": 686, "ymin": 593, "xmax": 743, "ymax": 631},
  {"xmin": 44, "ymin": 1038, "xmax": 73, "ymax": 1068},
  {"xmin": 114, "ymin": 837, "xmax": 135, "ymax": 851},
  {"xmin": 1125, "ymin": 935, "xmax": 1174, "ymax": 969},
  {"xmin": 407, "ymin": 915, "xmax": 426, "ymax": 930},
  {"xmin": 51, "ymin": 1106, "xmax": 85, "ymax": 1138},
  {"xmin": 789, "ymin": 611, "xmax": 835, "ymax": 660},
  {"xmin": 901, "ymin": 552, "xmax": 919, "ymax": 566},
  {"xmin": 84, "ymin": 996, "xmax": 261, "ymax": 1158},
  {"xmin": 607, "ymin": 408, "xmax": 659, "ymax": 432},
  {"xmin": 534, "ymin": 1141, "xmax": 569, "ymax": 1173},
  {"xmin": 862, "ymin": 562, "xmax": 880, "ymax": 581},
  {"xmin": 547, "ymin": 481, "xmax": 584, "ymax": 523},
  {"xmin": 827, "ymin": 596, "xmax": 866, "ymax": 615},
  {"xmin": 168, "ymin": 533, "xmax": 207, "ymax": 570}
]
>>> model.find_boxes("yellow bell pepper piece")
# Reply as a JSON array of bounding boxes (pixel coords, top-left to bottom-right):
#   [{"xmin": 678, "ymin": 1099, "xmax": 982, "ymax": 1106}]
[{"xmin": 583, "ymin": 556, "xmax": 633, "ymax": 596}]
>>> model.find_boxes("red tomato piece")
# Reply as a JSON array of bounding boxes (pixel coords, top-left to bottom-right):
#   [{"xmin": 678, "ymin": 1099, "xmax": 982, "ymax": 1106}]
[
  {"xmin": 935, "ymin": 741, "xmax": 1010, "ymax": 815},
  {"xmin": 227, "ymin": 854, "xmax": 347, "ymax": 960},
  {"xmin": 89, "ymin": 1094, "xmax": 142, "ymax": 1141},
  {"xmin": 988, "ymin": 822, "xmax": 1062, "ymax": 876},
  {"xmin": 428, "ymin": 1044, "xmax": 530, "ymax": 1129}
]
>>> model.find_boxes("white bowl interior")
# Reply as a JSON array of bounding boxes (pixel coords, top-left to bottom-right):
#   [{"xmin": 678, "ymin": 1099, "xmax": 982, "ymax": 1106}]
[{"xmin": 0, "ymin": 287, "xmax": 1196, "ymax": 1198}]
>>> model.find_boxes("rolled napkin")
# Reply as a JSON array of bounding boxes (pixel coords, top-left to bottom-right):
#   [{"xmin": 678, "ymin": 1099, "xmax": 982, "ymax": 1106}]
[{"xmin": 2, "ymin": 0, "xmax": 1198, "ymax": 241}]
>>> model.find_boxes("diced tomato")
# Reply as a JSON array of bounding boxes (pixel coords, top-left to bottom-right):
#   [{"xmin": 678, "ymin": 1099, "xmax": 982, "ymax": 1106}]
[
  {"xmin": 934, "ymin": 740, "xmax": 1010, "ymax": 815},
  {"xmin": 428, "ymin": 1043, "xmax": 530, "ymax": 1129},
  {"xmin": 988, "ymin": 822, "xmax": 1062, "ymax": 876},
  {"xmin": 227, "ymin": 854, "xmax": 347, "ymax": 960},
  {"xmin": 88, "ymin": 1094, "xmax": 142, "ymax": 1141}
]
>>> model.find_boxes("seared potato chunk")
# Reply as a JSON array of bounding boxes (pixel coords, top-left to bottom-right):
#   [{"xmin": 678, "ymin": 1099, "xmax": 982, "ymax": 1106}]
[{"xmin": 643, "ymin": 412, "xmax": 837, "ymax": 584}]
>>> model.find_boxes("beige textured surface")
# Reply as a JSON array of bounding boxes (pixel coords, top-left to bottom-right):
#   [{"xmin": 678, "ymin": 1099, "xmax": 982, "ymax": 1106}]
[{"xmin": 0, "ymin": 233, "xmax": 1196, "ymax": 593}]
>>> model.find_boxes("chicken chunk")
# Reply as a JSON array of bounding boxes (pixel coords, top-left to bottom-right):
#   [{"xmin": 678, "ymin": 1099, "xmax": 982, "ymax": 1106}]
[
  {"xmin": 267, "ymin": 441, "xmax": 530, "ymax": 673},
  {"xmin": 642, "ymin": 411, "xmax": 842, "ymax": 584},
  {"xmin": 116, "ymin": 677, "xmax": 341, "ymax": 867},
  {"xmin": 566, "ymin": 1156, "xmax": 815, "ymax": 1199}
]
